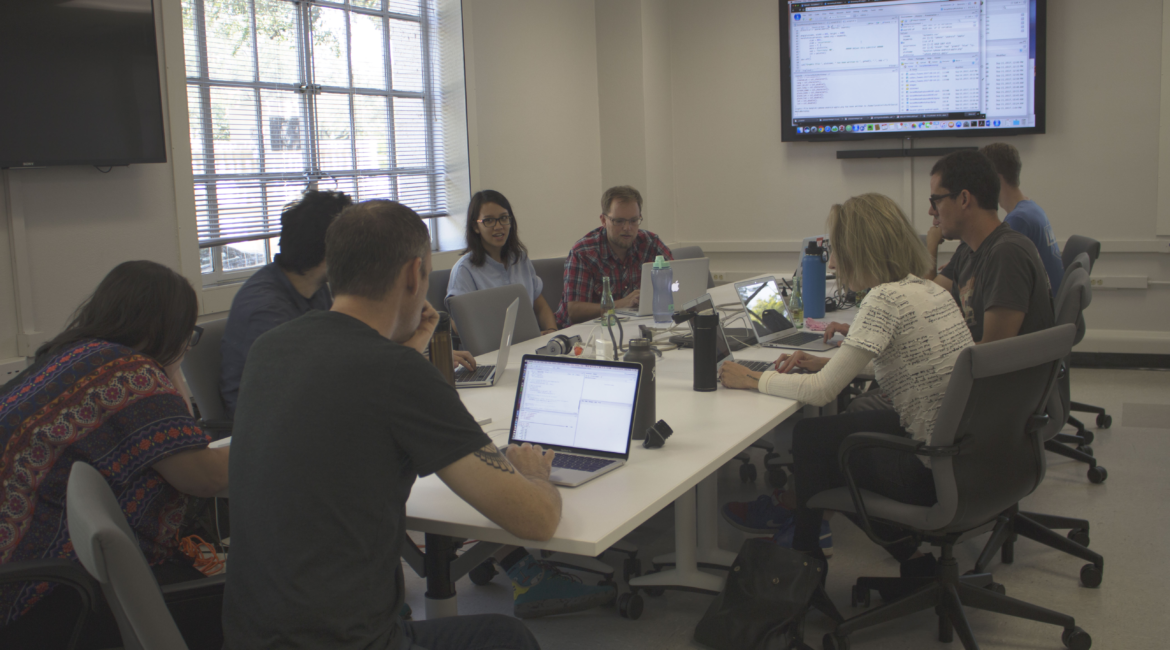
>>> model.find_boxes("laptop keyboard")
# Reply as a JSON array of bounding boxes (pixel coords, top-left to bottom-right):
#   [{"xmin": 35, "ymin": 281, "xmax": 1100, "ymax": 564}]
[
  {"xmin": 455, "ymin": 364, "xmax": 495, "ymax": 384},
  {"xmin": 552, "ymin": 454, "xmax": 616, "ymax": 472},
  {"xmin": 764, "ymin": 331, "xmax": 823, "ymax": 347},
  {"xmin": 738, "ymin": 360, "xmax": 773, "ymax": 372}
]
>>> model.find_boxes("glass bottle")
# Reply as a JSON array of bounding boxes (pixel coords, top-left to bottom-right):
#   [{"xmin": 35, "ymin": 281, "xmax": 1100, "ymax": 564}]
[
  {"xmin": 790, "ymin": 272, "xmax": 804, "ymax": 329},
  {"xmin": 600, "ymin": 276, "xmax": 616, "ymax": 327}
]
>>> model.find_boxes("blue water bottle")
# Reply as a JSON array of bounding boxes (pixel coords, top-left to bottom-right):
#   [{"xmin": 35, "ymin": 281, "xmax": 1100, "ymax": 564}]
[
  {"xmin": 802, "ymin": 238, "xmax": 827, "ymax": 319},
  {"xmin": 651, "ymin": 255, "xmax": 674, "ymax": 323}
]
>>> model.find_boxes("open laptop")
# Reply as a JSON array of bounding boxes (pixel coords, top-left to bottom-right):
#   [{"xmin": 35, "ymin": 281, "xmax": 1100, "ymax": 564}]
[
  {"xmin": 733, "ymin": 276, "xmax": 833, "ymax": 351},
  {"xmin": 507, "ymin": 355, "xmax": 641, "ymax": 487},
  {"xmin": 683, "ymin": 294, "xmax": 793, "ymax": 374},
  {"xmin": 455, "ymin": 298, "xmax": 519, "ymax": 388},
  {"xmin": 617, "ymin": 257, "xmax": 711, "ymax": 317}
]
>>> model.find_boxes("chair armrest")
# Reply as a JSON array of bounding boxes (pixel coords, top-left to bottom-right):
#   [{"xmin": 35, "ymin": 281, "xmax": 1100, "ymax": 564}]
[
  {"xmin": 0, "ymin": 560, "xmax": 100, "ymax": 647},
  {"xmin": 834, "ymin": 432, "xmax": 956, "ymax": 548}
]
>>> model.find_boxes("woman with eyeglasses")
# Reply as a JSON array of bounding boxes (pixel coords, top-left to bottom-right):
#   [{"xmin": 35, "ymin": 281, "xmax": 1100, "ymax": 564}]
[
  {"xmin": 446, "ymin": 190, "xmax": 559, "ymax": 334},
  {"xmin": 0, "ymin": 260, "xmax": 229, "ymax": 649}
]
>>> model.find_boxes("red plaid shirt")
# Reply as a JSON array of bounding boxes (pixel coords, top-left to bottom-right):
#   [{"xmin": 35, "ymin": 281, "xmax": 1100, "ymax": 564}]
[{"xmin": 555, "ymin": 226, "xmax": 673, "ymax": 327}]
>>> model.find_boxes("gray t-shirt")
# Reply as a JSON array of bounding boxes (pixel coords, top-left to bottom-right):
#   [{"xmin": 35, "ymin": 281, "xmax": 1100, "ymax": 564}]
[
  {"xmin": 222, "ymin": 310, "xmax": 490, "ymax": 650},
  {"xmin": 939, "ymin": 222, "xmax": 1054, "ymax": 342}
]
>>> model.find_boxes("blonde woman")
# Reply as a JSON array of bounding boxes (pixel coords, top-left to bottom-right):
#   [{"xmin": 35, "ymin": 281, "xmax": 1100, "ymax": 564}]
[{"xmin": 720, "ymin": 193, "xmax": 973, "ymax": 570}]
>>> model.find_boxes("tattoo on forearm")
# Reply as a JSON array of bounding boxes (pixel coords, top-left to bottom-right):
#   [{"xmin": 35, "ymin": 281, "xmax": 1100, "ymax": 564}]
[{"xmin": 473, "ymin": 444, "xmax": 516, "ymax": 474}]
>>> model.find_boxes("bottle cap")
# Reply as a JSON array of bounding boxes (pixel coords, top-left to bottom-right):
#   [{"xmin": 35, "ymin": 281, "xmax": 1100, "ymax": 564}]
[
  {"xmin": 653, "ymin": 255, "xmax": 671, "ymax": 269},
  {"xmin": 805, "ymin": 241, "xmax": 819, "ymax": 255}
]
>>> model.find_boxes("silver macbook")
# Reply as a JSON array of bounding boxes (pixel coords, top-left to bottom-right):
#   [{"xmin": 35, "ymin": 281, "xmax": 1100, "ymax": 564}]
[
  {"xmin": 733, "ymin": 276, "xmax": 833, "ymax": 351},
  {"xmin": 455, "ymin": 298, "xmax": 519, "ymax": 388},
  {"xmin": 682, "ymin": 294, "xmax": 782, "ymax": 375},
  {"xmin": 507, "ymin": 355, "xmax": 641, "ymax": 487},
  {"xmin": 617, "ymin": 257, "xmax": 711, "ymax": 317}
]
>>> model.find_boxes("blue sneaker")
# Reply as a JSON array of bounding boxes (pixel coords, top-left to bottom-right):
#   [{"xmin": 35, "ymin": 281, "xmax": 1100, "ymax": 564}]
[
  {"xmin": 507, "ymin": 554, "xmax": 616, "ymax": 618},
  {"xmin": 721, "ymin": 491, "xmax": 795, "ymax": 534},
  {"xmin": 772, "ymin": 519, "xmax": 833, "ymax": 558}
]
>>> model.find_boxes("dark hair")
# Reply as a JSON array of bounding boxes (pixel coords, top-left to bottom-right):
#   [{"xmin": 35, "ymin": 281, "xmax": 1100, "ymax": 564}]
[
  {"xmin": 326, "ymin": 200, "xmax": 430, "ymax": 300},
  {"xmin": 601, "ymin": 185, "xmax": 643, "ymax": 215},
  {"xmin": 930, "ymin": 151, "xmax": 1000, "ymax": 211},
  {"xmin": 37, "ymin": 261, "xmax": 198, "ymax": 366},
  {"xmin": 979, "ymin": 142, "xmax": 1023, "ymax": 188},
  {"xmin": 464, "ymin": 189, "xmax": 528, "ymax": 268},
  {"xmin": 276, "ymin": 189, "xmax": 353, "ymax": 274}
]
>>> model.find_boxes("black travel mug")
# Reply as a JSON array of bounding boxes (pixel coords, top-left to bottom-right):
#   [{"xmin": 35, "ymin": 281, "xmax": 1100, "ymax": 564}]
[{"xmin": 692, "ymin": 312, "xmax": 718, "ymax": 392}]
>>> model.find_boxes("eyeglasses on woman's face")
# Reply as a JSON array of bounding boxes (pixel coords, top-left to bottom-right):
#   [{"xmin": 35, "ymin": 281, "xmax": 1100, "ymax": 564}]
[{"xmin": 476, "ymin": 215, "xmax": 512, "ymax": 229}]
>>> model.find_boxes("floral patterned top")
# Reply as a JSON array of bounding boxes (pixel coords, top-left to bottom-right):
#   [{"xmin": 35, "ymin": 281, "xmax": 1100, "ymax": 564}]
[{"xmin": 0, "ymin": 340, "xmax": 211, "ymax": 624}]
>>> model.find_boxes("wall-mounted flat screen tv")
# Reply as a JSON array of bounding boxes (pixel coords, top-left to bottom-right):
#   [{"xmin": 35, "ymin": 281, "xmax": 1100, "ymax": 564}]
[
  {"xmin": 780, "ymin": 0, "xmax": 1046, "ymax": 142},
  {"xmin": 0, "ymin": 0, "xmax": 167, "ymax": 168}
]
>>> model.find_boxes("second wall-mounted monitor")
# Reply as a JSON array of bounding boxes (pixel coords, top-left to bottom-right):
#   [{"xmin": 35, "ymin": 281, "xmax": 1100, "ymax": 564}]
[{"xmin": 780, "ymin": 0, "xmax": 1046, "ymax": 142}]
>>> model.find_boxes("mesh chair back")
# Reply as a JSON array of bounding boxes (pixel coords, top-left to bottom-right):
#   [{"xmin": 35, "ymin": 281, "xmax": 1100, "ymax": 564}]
[
  {"xmin": 448, "ymin": 284, "xmax": 542, "ymax": 356},
  {"xmin": 428, "ymin": 268, "xmax": 453, "ymax": 312},
  {"xmin": 180, "ymin": 319, "xmax": 228, "ymax": 423},
  {"xmin": 531, "ymin": 256, "xmax": 566, "ymax": 313},
  {"xmin": 1062, "ymin": 235, "xmax": 1100, "ymax": 272},
  {"xmin": 929, "ymin": 325, "xmax": 1075, "ymax": 533},
  {"xmin": 671, "ymin": 245, "xmax": 716, "ymax": 288},
  {"xmin": 67, "ymin": 462, "xmax": 188, "ymax": 650},
  {"xmin": 1054, "ymin": 268, "xmax": 1091, "ymax": 344}
]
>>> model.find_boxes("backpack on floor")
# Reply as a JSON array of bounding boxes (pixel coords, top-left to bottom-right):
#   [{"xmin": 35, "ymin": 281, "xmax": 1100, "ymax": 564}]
[{"xmin": 693, "ymin": 538, "xmax": 839, "ymax": 650}]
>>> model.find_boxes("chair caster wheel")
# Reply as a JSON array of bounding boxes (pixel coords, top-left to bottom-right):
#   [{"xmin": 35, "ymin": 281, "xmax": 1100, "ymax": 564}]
[
  {"xmin": 1080, "ymin": 564, "xmax": 1103, "ymax": 588},
  {"xmin": 1088, "ymin": 466, "xmax": 1108, "ymax": 484},
  {"xmin": 1096, "ymin": 413, "xmax": 1111, "ymax": 429},
  {"xmin": 739, "ymin": 463, "xmax": 758, "ymax": 483},
  {"xmin": 469, "ymin": 560, "xmax": 497, "ymax": 586},
  {"xmin": 766, "ymin": 467, "xmax": 788, "ymax": 489},
  {"xmin": 850, "ymin": 584, "xmax": 870, "ymax": 607},
  {"xmin": 1067, "ymin": 528, "xmax": 1090, "ymax": 547},
  {"xmin": 623, "ymin": 557, "xmax": 642, "ymax": 583},
  {"xmin": 618, "ymin": 592, "xmax": 644, "ymax": 619},
  {"xmin": 822, "ymin": 632, "xmax": 850, "ymax": 650},
  {"xmin": 985, "ymin": 581, "xmax": 1006, "ymax": 596},
  {"xmin": 1080, "ymin": 429, "xmax": 1095, "ymax": 444},
  {"xmin": 1077, "ymin": 445, "xmax": 1093, "ymax": 457},
  {"xmin": 1062, "ymin": 626, "xmax": 1092, "ymax": 650}
]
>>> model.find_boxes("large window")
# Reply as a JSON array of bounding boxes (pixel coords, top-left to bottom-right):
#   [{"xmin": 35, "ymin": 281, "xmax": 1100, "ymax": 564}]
[{"xmin": 182, "ymin": 0, "xmax": 450, "ymax": 284}]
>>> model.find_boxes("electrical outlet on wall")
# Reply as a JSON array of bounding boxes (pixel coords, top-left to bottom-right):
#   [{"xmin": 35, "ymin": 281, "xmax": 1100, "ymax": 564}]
[{"xmin": 1, "ymin": 358, "xmax": 29, "ymax": 381}]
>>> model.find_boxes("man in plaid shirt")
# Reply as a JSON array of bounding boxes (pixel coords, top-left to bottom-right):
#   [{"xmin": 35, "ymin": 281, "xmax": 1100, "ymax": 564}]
[{"xmin": 555, "ymin": 186, "xmax": 673, "ymax": 327}]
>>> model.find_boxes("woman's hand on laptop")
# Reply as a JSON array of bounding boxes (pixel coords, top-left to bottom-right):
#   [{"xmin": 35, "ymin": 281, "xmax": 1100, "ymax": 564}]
[
  {"xmin": 453, "ymin": 350, "xmax": 476, "ymax": 372},
  {"xmin": 775, "ymin": 351, "xmax": 828, "ymax": 374},
  {"xmin": 614, "ymin": 290, "xmax": 640, "ymax": 310},
  {"xmin": 823, "ymin": 322, "xmax": 849, "ymax": 345},
  {"xmin": 506, "ymin": 443, "xmax": 555, "ymax": 482},
  {"xmin": 718, "ymin": 361, "xmax": 761, "ymax": 391}
]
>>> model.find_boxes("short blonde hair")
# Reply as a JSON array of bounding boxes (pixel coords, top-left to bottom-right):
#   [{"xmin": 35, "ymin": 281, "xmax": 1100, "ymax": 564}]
[{"xmin": 827, "ymin": 193, "xmax": 932, "ymax": 291}]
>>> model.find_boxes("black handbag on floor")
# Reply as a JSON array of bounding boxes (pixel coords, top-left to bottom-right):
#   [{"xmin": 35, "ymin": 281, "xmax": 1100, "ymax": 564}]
[{"xmin": 693, "ymin": 538, "xmax": 839, "ymax": 650}]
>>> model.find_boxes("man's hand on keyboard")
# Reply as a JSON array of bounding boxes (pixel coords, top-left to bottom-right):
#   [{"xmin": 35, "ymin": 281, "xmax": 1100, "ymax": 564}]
[
  {"xmin": 453, "ymin": 350, "xmax": 476, "ymax": 372},
  {"xmin": 505, "ymin": 443, "xmax": 555, "ymax": 482}
]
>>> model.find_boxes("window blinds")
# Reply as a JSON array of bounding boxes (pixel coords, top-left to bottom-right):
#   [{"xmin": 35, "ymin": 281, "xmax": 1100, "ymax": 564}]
[{"xmin": 183, "ymin": 0, "xmax": 447, "ymax": 249}]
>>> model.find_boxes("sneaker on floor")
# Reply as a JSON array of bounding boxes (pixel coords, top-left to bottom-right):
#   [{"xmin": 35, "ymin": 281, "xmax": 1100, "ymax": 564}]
[
  {"xmin": 771, "ymin": 519, "xmax": 833, "ymax": 558},
  {"xmin": 720, "ymin": 490, "xmax": 795, "ymax": 534},
  {"xmin": 506, "ymin": 554, "xmax": 616, "ymax": 619}
]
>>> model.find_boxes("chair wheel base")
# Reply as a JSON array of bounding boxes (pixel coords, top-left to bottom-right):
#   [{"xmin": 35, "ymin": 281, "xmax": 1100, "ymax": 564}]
[
  {"xmin": 1096, "ymin": 414, "xmax": 1111, "ymax": 429},
  {"xmin": 822, "ymin": 632, "xmax": 850, "ymax": 650},
  {"xmin": 1088, "ymin": 466, "xmax": 1108, "ymax": 484},
  {"xmin": 618, "ymin": 592, "xmax": 644, "ymax": 619},
  {"xmin": 1063, "ymin": 626, "xmax": 1092, "ymax": 650},
  {"xmin": 739, "ymin": 463, "xmax": 758, "ymax": 483},
  {"xmin": 1068, "ymin": 528, "xmax": 1090, "ymax": 547},
  {"xmin": 1080, "ymin": 564, "xmax": 1103, "ymax": 588},
  {"xmin": 469, "ymin": 560, "xmax": 497, "ymax": 586},
  {"xmin": 850, "ymin": 584, "xmax": 871, "ymax": 608}
]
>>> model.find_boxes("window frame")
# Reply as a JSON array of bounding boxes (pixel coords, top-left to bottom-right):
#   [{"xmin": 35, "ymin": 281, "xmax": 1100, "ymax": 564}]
[{"xmin": 183, "ymin": 0, "xmax": 444, "ymax": 287}]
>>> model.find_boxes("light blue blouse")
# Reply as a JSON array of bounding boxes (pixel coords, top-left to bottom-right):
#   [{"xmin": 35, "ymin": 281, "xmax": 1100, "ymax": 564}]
[{"xmin": 445, "ymin": 252, "xmax": 544, "ymax": 312}]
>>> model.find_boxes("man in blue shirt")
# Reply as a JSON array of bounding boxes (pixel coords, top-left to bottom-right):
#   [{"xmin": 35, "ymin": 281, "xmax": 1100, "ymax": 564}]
[
  {"xmin": 980, "ymin": 143, "xmax": 1063, "ymax": 293},
  {"xmin": 220, "ymin": 190, "xmax": 352, "ymax": 414}
]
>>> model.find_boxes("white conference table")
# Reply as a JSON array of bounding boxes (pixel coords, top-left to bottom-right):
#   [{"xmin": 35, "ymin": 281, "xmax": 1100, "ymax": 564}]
[{"xmin": 405, "ymin": 276, "xmax": 859, "ymax": 618}]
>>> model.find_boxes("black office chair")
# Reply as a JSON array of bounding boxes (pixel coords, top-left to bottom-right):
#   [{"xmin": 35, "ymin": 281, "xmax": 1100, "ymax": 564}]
[
  {"xmin": 531, "ymin": 256, "xmax": 567, "ymax": 315},
  {"xmin": 812, "ymin": 325, "xmax": 1091, "ymax": 650},
  {"xmin": 0, "ymin": 560, "xmax": 98, "ymax": 649},
  {"xmin": 1060, "ymin": 236, "xmax": 1112, "ymax": 435},
  {"xmin": 428, "ymin": 267, "xmax": 453, "ymax": 312},
  {"xmin": 180, "ymin": 318, "xmax": 232, "ymax": 437}
]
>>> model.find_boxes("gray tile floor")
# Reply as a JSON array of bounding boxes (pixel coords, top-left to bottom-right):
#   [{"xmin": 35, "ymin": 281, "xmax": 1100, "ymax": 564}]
[{"xmin": 402, "ymin": 368, "xmax": 1170, "ymax": 649}]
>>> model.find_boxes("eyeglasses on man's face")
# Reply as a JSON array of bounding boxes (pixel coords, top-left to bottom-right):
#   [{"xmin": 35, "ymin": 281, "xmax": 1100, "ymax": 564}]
[
  {"xmin": 189, "ymin": 325, "xmax": 203, "ymax": 349},
  {"xmin": 477, "ymin": 215, "xmax": 512, "ymax": 229},
  {"xmin": 606, "ymin": 216, "xmax": 643, "ymax": 229},
  {"xmin": 928, "ymin": 191, "xmax": 961, "ymax": 210}
]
